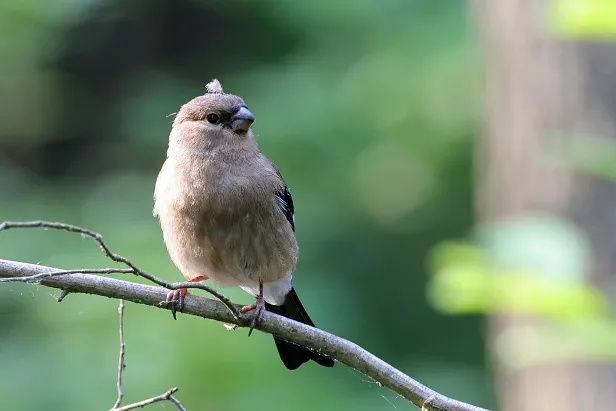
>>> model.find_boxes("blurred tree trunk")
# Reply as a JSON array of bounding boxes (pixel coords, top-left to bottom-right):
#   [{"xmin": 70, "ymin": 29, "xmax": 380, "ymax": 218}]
[{"xmin": 474, "ymin": 1, "xmax": 616, "ymax": 410}]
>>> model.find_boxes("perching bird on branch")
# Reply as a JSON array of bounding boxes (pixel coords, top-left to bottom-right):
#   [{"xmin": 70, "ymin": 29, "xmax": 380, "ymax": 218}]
[{"xmin": 153, "ymin": 79, "xmax": 334, "ymax": 370}]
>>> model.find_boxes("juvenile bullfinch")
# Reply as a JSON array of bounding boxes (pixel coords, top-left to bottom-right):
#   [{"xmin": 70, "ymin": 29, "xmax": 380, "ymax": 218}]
[{"xmin": 153, "ymin": 79, "xmax": 334, "ymax": 370}]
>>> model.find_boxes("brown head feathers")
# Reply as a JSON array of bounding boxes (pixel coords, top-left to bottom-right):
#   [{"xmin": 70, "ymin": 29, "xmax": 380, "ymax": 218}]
[{"xmin": 173, "ymin": 79, "xmax": 247, "ymax": 127}]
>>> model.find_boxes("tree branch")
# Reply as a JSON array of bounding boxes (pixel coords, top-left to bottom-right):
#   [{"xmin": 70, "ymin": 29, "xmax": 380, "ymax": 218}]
[{"xmin": 0, "ymin": 258, "xmax": 488, "ymax": 411}]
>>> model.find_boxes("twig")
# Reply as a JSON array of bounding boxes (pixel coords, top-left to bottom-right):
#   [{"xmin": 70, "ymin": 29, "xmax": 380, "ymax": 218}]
[
  {"xmin": 108, "ymin": 299, "xmax": 185, "ymax": 411},
  {"xmin": 0, "ymin": 268, "xmax": 135, "ymax": 283},
  {"xmin": 167, "ymin": 394, "xmax": 188, "ymax": 411},
  {"xmin": 0, "ymin": 221, "xmax": 239, "ymax": 318},
  {"xmin": 0, "ymin": 258, "xmax": 489, "ymax": 411},
  {"xmin": 112, "ymin": 299, "xmax": 127, "ymax": 409},
  {"xmin": 112, "ymin": 387, "xmax": 185, "ymax": 411},
  {"xmin": 56, "ymin": 289, "xmax": 71, "ymax": 302}
]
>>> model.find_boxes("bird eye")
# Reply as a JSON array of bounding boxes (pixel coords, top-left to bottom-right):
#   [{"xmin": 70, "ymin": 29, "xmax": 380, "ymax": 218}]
[{"xmin": 206, "ymin": 113, "xmax": 220, "ymax": 124}]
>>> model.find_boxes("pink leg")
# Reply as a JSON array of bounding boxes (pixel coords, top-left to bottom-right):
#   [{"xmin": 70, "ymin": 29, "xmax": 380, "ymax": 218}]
[{"xmin": 166, "ymin": 276, "xmax": 208, "ymax": 320}]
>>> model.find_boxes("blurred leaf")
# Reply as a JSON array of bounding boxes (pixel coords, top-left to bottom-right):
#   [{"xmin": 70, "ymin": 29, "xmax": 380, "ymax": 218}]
[
  {"xmin": 428, "ymin": 216, "xmax": 608, "ymax": 319},
  {"xmin": 427, "ymin": 241, "xmax": 492, "ymax": 313},
  {"xmin": 429, "ymin": 241, "xmax": 486, "ymax": 275},
  {"xmin": 548, "ymin": 0, "xmax": 616, "ymax": 39},
  {"xmin": 429, "ymin": 255, "xmax": 609, "ymax": 319}
]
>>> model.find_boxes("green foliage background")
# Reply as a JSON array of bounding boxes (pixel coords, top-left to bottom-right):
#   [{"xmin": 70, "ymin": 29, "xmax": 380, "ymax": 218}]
[{"xmin": 0, "ymin": 1, "xmax": 491, "ymax": 410}]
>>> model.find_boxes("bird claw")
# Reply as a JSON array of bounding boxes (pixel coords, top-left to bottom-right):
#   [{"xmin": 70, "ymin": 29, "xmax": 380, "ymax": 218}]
[
  {"xmin": 242, "ymin": 280, "xmax": 265, "ymax": 336},
  {"xmin": 165, "ymin": 288, "xmax": 190, "ymax": 320},
  {"xmin": 248, "ymin": 297, "xmax": 265, "ymax": 336}
]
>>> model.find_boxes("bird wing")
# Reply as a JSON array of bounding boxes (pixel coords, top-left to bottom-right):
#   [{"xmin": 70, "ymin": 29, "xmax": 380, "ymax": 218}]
[
  {"xmin": 275, "ymin": 185, "xmax": 295, "ymax": 232},
  {"xmin": 261, "ymin": 154, "xmax": 295, "ymax": 232}
]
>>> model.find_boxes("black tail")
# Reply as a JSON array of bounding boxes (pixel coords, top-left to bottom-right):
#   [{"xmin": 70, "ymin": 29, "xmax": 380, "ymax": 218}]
[{"xmin": 264, "ymin": 287, "xmax": 335, "ymax": 370}]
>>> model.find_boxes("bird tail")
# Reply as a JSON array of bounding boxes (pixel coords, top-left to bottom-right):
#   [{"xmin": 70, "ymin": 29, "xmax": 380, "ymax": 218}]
[{"xmin": 264, "ymin": 287, "xmax": 335, "ymax": 370}]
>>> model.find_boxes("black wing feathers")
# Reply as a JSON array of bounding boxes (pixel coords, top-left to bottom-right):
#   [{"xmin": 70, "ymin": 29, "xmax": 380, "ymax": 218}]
[
  {"xmin": 264, "ymin": 154, "xmax": 295, "ymax": 232},
  {"xmin": 275, "ymin": 185, "xmax": 295, "ymax": 232}
]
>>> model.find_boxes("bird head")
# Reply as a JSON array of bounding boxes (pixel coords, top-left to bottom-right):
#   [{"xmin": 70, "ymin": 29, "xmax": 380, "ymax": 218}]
[{"xmin": 169, "ymin": 79, "xmax": 256, "ymax": 152}]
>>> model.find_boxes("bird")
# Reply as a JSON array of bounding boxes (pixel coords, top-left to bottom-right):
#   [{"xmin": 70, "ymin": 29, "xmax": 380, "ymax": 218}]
[{"xmin": 153, "ymin": 79, "xmax": 334, "ymax": 370}]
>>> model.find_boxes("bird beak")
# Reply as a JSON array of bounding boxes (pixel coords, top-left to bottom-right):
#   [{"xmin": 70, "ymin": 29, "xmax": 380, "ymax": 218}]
[{"xmin": 230, "ymin": 107, "xmax": 255, "ymax": 132}]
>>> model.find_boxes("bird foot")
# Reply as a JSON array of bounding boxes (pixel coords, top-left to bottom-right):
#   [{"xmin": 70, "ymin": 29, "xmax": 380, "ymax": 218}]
[
  {"xmin": 166, "ymin": 288, "xmax": 190, "ymax": 320},
  {"xmin": 164, "ymin": 275, "xmax": 208, "ymax": 320},
  {"xmin": 245, "ymin": 297, "xmax": 264, "ymax": 336},
  {"xmin": 242, "ymin": 280, "xmax": 265, "ymax": 336}
]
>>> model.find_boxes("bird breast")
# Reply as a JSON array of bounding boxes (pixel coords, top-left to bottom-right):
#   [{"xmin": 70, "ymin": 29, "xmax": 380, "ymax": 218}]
[{"xmin": 155, "ymin": 155, "xmax": 298, "ymax": 287}]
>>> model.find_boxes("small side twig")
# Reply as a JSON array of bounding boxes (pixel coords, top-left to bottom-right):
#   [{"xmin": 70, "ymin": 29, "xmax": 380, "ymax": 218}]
[
  {"xmin": 167, "ymin": 394, "xmax": 188, "ymax": 411},
  {"xmin": 0, "ymin": 268, "xmax": 135, "ymax": 283},
  {"xmin": 0, "ymin": 221, "xmax": 239, "ymax": 319},
  {"xmin": 56, "ymin": 289, "xmax": 70, "ymax": 302},
  {"xmin": 112, "ymin": 387, "xmax": 186, "ymax": 411},
  {"xmin": 112, "ymin": 299, "xmax": 126, "ymax": 409},
  {"xmin": 108, "ymin": 300, "xmax": 186, "ymax": 411}
]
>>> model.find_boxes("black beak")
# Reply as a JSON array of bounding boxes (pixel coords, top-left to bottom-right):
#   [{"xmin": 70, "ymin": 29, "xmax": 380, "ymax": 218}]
[{"xmin": 230, "ymin": 107, "xmax": 255, "ymax": 132}]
